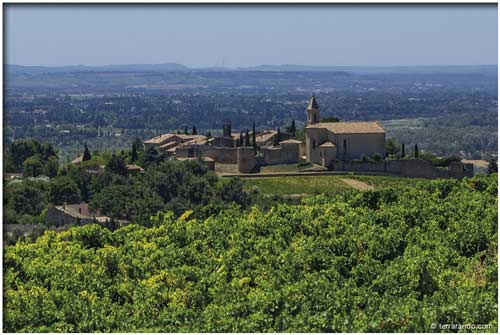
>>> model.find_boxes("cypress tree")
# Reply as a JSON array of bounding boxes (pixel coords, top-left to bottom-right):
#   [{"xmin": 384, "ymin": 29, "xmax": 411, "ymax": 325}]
[
  {"xmin": 274, "ymin": 127, "xmax": 281, "ymax": 147},
  {"xmin": 414, "ymin": 144, "xmax": 419, "ymax": 158},
  {"xmin": 206, "ymin": 130, "xmax": 212, "ymax": 138},
  {"xmin": 245, "ymin": 129, "xmax": 250, "ymax": 147},
  {"xmin": 290, "ymin": 119, "xmax": 296, "ymax": 136},
  {"xmin": 82, "ymin": 144, "xmax": 91, "ymax": 161},
  {"xmin": 401, "ymin": 143, "xmax": 405, "ymax": 158},
  {"xmin": 184, "ymin": 127, "xmax": 188, "ymax": 135},
  {"xmin": 252, "ymin": 121, "xmax": 257, "ymax": 148},
  {"xmin": 192, "ymin": 126, "xmax": 197, "ymax": 135},
  {"xmin": 131, "ymin": 142, "xmax": 138, "ymax": 162}
]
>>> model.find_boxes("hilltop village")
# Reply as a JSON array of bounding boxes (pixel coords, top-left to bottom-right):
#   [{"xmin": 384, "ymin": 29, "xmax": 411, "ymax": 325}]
[{"xmin": 144, "ymin": 96, "xmax": 473, "ymax": 179}]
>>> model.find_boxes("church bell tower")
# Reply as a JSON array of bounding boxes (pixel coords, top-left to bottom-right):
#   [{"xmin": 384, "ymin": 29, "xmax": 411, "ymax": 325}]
[{"xmin": 306, "ymin": 94, "xmax": 320, "ymax": 126}]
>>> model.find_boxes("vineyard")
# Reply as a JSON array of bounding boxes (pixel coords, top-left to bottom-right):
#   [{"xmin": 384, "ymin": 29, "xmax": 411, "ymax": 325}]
[{"xmin": 3, "ymin": 174, "xmax": 498, "ymax": 332}]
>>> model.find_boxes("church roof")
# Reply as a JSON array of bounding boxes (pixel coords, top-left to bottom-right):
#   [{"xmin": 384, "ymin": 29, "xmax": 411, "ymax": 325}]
[
  {"xmin": 306, "ymin": 121, "xmax": 385, "ymax": 134},
  {"xmin": 307, "ymin": 95, "xmax": 319, "ymax": 110}
]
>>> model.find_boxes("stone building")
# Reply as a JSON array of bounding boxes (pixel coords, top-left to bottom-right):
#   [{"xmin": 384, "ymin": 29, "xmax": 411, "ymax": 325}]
[
  {"xmin": 45, "ymin": 203, "xmax": 111, "ymax": 226},
  {"xmin": 144, "ymin": 133, "xmax": 208, "ymax": 155},
  {"xmin": 304, "ymin": 96, "xmax": 386, "ymax": 167}
]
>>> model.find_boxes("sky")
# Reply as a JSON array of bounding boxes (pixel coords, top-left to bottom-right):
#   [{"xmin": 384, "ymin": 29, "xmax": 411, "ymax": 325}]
[{"xmin": 4, "ymin": 4, "xmax": 498, "ymax": 68}]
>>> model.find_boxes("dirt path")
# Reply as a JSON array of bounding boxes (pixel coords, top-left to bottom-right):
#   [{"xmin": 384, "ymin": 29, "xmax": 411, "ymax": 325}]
[{"xmin": 340, "ymin": 178, "xmax": 375, "ymax": 191}]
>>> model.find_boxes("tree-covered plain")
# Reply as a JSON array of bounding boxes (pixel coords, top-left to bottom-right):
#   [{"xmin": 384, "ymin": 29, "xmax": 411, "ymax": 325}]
[{"xmin": 3, "ymin": 174, "xmax": 497, "ymax": 332}]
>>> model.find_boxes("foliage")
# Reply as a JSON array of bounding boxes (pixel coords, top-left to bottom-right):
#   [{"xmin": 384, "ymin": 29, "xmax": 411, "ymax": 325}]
[
  {"xmin": 48, "ymin": 176, "xmax": 81, "ymax": 205},
  {"xmin": 3, "ymin": 175, "xmax": 497, "ymax": 332},
  {"xmin": 385, "ymin": 138, "xmax": 400, "ymax": 157},
  {"xmin": 106, "ymin": 154, "xmax": 127, "ymax": 176},
  {"xmin": 82, "ymin": 144, "xmax": 91, "ymax": 161},
  {"xmin": 488, "ymin": 159, "xmax": 497, "ymax": 175},
  {"xmin": 23, "ymin": 155, "xmax": 44, "ymax": 177}
]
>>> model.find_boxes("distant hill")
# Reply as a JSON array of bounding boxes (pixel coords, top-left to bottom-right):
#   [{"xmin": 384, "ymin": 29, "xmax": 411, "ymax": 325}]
[
  {"xmin": 6, "ymin": 63, "xmax": 497, "ymax": 76},
  {"xmin": 6, "ymin": 63, "xmax": 189, "ymax": 74}
]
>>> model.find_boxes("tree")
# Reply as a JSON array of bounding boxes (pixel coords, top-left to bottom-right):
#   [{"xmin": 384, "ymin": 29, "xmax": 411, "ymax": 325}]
[
  {"xmin": 290, "ymin": 119, "xmax": 296, "ymax": 136},
  {"xmin": 192, "ymin": 126, "xmax": 197, "ymax": 135},
  {"xmin": 414, "ymin": 144, "xmax": 419, "ymax": 158},
  {"xmin": 6, "ymin": 182, "xmax": 47, "ymax": 216},
  {"xmin": 44, "ymin": 156, "xmax": 60, "ymax": 178},
  {"xmin": 48, "ymin": 177, "xmax": 81, "ymax": 205},
  {"xmin": 274, "ymin": 127, "xmax": 281, "ymax": 147},
  {"xmin": 206, "ymin": 131, "xmax": 212, "ymax": 138},
  {"xmin": 321, "ymin": 116, "xmax": 340, "ymax": 122},
  {"xmin": 252, "ymin": 121, "xmax": 257, "ymax": 148},
  {"xmin": 488, "ymin": 159, "xmax": 497, "ymax": 174},
  {"xmin": 401, "ymin": 143, "xmax": 405, "ymax": 158},
  {"xmin": 82, "ymin": 144, "xmax": 91, "ymax": 161},
  {"xmin": 385, "ymin": 138, "xmax": 400, "ymax": 157},
  {"xmin": 131, "ymin": 143, "xmax": 138, "ymax": 163},
  {"xmin": 106, "ymin": 154, "xmax": 128, "ymax": 176},
  {"xmin": 184, "ymin": 126, "xmax": 189, "ymax": 135},
  {"xmin": 218, "ymin": 178, "xmax": 249, "ymax": 208},
  {"xmin": 134, "ymin": 137, "xmax": 144, "ymax": 152},
  {"xmin": 245, "ymin": 129, "xmax": 250, "ymax": 147},
  {"xmin": 143, "ymin": 146, "xmax": 165, "ymax": 166},
  {"xmin": 23, "ymin": 155, "xmax": 44, "ymax": 177}
]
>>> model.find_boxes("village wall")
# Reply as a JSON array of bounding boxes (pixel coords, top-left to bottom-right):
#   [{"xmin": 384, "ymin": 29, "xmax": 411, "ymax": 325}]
[
  {"xmin": 331, "ymin": 158, "xmax": 473, "ymax": 179},
  {"xmin": 237, "ymin": 147, "xmax": 257, "ymax": 173}
]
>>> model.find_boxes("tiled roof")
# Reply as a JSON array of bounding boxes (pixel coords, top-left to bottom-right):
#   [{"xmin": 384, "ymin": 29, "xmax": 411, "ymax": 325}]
[
  {"xmin": 319, "ymin": 141, "xmax": 336, "ymax": 148},
  {"xmin": 280, "ymin": 139, "xmax": 303, "ymax": 144},
  {"xmin": 306, "ymin": 121, "xmax": 385, "ymax": 134},
  {"xmin": 145, "ymin": 133, "xmax": 208, "ymax": 145}
]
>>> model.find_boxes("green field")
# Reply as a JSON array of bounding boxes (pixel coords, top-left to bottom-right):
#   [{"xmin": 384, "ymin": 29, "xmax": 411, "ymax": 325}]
[
  {"xmin": 351, "ymin": 175, "xmax": 426, "ymax": 188},
  {"xmin": 242, "ymin": 174, "xmax": 421, "ymax": 195}
]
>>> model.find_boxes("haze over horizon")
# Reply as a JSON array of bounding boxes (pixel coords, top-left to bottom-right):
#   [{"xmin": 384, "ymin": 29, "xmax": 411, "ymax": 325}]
[{"xmin": 5, "ymin": 5, "xmax": 498, "ymax": 68}]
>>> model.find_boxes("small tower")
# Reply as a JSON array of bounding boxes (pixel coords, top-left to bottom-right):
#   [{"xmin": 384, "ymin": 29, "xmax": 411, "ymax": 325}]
[{"xmin": 306, "ymin": 94, "xmax": 320, "ymax": 126}]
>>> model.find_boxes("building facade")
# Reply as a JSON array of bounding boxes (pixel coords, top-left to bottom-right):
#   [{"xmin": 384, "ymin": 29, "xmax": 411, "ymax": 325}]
[{"xmin": 304, "ymin": 96, "xmax": 386, "ymax": 167}]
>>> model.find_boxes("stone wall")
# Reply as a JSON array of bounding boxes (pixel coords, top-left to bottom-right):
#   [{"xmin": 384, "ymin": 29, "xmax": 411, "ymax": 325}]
[
  {"xmin": 45, "ymin": 207, "xmax": 94, "ymax": 226},
  {"xmin": 262, "ymin": 147, "xmax": 285, "ymax": 165},
  {"xmin": 261, "ymin": 144, "xmax": 301, "ymax": 165},
  {"xmin": 331, "ymin": 159, "xmax": 473, "ymax": 179},
  {"xmin": 237, "ymin": 147, "xmax": 257, "ymax": 173}
]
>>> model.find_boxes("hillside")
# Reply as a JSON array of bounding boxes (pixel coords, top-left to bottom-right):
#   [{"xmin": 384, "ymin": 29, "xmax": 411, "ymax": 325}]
[{"xmin": 3, "ymin": 174, "xmax": 497, "ymax": 332}]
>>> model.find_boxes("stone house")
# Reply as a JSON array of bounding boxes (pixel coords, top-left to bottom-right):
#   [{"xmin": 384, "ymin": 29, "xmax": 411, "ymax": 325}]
[{"xmin": 45, "ymin": 203, "xmax": 111, "ymax": 226}]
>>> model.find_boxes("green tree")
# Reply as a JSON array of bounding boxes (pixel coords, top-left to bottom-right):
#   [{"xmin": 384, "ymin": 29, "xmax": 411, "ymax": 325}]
[
  {"xmin": 274, "ymin": 127, "xmax": 281, "ymax": 146},
  {"xmin": 130, "ymin": 142, "xmax": 138, "ymax": 163},
  {"xmin": 44, "ymin": 156, "xmax": 60, "ymax": 178},
  {"xmin": 385, "ymin": 138, "xmax": 400, "ymax": 157},
  {"xmin": 5, "ymin": 182, "xmax": 47, "ymax": 216},
  {"xmin": 252, "ymin": 121, "xmax": 257, "ymax": 148},
  {"xmin": 48, "ymin": 177, "xmax": 81, "ymax": 205},
  {"xmin": 414, "ymin": 144, "xmax": 419, "ymax": 158},
  {"xmin": 184, "ymin": 126, "xmax": 189, "ymax": 135},
  {"xmin": 321, "ymin": 116, "xmax": 340, "ymax": 122},
  {"xmin": 401, "ymin": 143, "xmax": 405, "ymax": 158},
  {"xmin": 82, "ymin": 144, "xmax": 91, "ymax": 161},
  {"xmin": 192, "ymin": 126, "xmax": 197, "ymax": 135},
  {"xmin": 23, "ymin": 155, "xmax": 44, "ymax": 177},
  {"xmin": 487, "ymin": 159, "xmax": 497, "ymax": 174},
  {"xmin": 290, "ymin": 119, "xmax": 296, "ymax": 136},
  {"xmin": 245, "ymin": 129, "xmax": 250, "ymax": 147},
  {"xmin": 106, "ymin": 154, "xmax": 128, "ymax": 176}
]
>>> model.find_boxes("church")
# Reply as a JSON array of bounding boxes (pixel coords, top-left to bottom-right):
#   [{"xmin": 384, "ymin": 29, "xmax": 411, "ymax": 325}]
[{"xmin": 305, "ymin": 95, "xmax": 386, "ymax": 167}]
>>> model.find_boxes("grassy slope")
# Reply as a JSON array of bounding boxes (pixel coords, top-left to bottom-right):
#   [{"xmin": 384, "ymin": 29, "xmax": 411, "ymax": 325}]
[{"xmin": 242, "ymin": 174, "xmax": 424, "ymax": 195}]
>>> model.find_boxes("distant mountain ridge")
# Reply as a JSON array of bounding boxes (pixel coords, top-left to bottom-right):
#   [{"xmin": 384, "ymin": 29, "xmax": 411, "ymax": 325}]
[{"xmin": 6, "ymin": 63, "xmax": 497, "ymax": 75}]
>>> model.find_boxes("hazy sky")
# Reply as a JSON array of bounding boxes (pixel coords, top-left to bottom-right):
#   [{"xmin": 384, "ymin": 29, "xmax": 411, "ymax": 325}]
[{"xmin": 5, "ymin": 4, "xmax": 498, "ymax": 67}]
